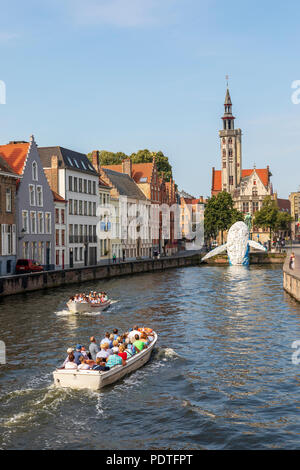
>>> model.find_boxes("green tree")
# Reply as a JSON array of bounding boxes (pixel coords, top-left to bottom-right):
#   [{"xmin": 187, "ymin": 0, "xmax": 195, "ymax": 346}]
[
  {"xmin": 275, "ymin": 211, "xmax": 293, "ymax": 233},
  {"xmin": 88, "ymin": 149, "xmax": 173, "ymax": 180},
  {"xmin": 253, "ymin": 196, "xmax": 280, "ymax": 241},
  {"xmin": 204, "ymin": 191, "xmax": 242, "ymax": 243}
]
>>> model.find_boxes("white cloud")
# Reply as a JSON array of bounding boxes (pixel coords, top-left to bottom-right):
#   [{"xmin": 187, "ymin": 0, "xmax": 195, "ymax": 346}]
[{"xmin": 69, "ymin": 0, "xmax": 175, "ymax": 27}]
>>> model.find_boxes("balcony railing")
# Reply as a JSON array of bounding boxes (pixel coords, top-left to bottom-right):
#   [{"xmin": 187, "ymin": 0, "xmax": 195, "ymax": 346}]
[{"xmin": 69, "ymin": 235, "xmax": 97, "ymax": 244}]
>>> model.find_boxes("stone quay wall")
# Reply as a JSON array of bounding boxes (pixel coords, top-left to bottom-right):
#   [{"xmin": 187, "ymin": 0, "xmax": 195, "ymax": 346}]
[
  {"xmin": 0, "ymin": 254, "xmax": 202, "ymax": 298},
  {"xmin": 283, "ymin": 255, "xmax": 300, "ymax": 302}
]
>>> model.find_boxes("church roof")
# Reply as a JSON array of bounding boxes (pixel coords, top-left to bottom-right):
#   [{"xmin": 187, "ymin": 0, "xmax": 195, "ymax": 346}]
[{"xmin": 211, "ymin": 168, "xmax": 270, "ymax": 194}]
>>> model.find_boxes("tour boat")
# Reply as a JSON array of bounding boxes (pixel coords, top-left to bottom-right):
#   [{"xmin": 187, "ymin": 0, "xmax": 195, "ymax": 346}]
[
  {"xmin": 53, "ymin": 332, "xmax": 157, "ymax": 391},
  {"xmin": 66, "ymin": 299, "xmax": 111, "ymax": 314}
]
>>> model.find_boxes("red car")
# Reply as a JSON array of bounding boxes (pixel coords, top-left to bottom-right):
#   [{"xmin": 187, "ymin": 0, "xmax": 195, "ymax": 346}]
[{"xmin": 15, "ymin": 259, "xmax": 44, "ymax": 274}]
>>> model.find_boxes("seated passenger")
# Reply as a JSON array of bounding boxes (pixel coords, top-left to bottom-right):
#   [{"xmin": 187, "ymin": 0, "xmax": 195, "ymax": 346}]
[
  {"xmin": 128, "ymin": 326, "xmax": 141, "ymax": 343},
  {"xmin": 106, "ymin": 350, "xmax": 125, "ymax": 368},
  {"xmin": 62, "ymin": 347, "xmax": 74, "ymax": 367},
  {"xmin": 77, "ymin": 356, "xmax": 90, "ymax": 370},
  {"xmin": 133, "ymin": 334, "xmax": 147, "ymax": 353},
  {"xmin": 96, "ymin": 342, "xmax": 111, "ymax": 360},
  {"xmin": 64, "ymin": 353, "xmax": 78, "ymax": 369},
  {"xmin": 74, "ymin": 344, "xmax": 83, "ymax": 365},
  {"xmin": 140, "ymin": 332, "xmax": 150, "ymax": 345},
  {"xmin": 92, "ymin": 357, "xmax": 110, "ymax": 372},
  {"xmin": 118, "ymin": 344, "xmax": 128, "ymax": 361},
  {"xmin": 112, "ymin": 340, "xmax": 119, "ymax": 353},
  {"xmin": 101, "ymin": 332, "xmax": 113, "ymax": 349}
]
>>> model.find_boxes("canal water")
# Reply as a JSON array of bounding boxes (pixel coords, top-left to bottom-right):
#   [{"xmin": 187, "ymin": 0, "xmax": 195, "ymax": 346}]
[{"xmin": 1, "ymin": 265, "xmax": 300, "ymax": 450}]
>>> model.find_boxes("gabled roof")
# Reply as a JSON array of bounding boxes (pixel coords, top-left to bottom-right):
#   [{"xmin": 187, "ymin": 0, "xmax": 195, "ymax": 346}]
[
  {"xmin": 38, "ymin": 146, "xmax": 98, "ymax": 176},
  {"xmin": 131, "ymin": 162, "xmax": 154, "ymax": 183},
  {"xmin": 211, "ymin": 168, "xmax": 270, "ymax": 193},
  {"xmin": 0, "ymin": 154, "xmax": 19, "ymax": 177},
  {"xmin": 102, "ymin": 162, "xmax": 155, "ymax": 184},
  {"xmin": 102, "ymin": 168, "xmax": 147, "ymax": 200},
  {"xmin": 0, "ymin": 142, "xmax": 30, "ymax": 175}
]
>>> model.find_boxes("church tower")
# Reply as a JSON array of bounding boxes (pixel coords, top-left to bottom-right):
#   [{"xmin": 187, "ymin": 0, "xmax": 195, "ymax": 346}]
[{"xmin": 219, "ymin": 87, "xmax": 242, "ymax": 193}]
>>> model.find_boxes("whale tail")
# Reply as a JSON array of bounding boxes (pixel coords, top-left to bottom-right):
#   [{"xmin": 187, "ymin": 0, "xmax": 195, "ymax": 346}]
[{"xmin": 201, "ymin": 243, "xmax": 227, "ymax": 262}]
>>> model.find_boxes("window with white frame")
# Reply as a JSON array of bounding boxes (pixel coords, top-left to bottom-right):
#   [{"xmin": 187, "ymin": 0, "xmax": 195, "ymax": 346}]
[
  {"xmin": 45, "ymin": 212, "xmax": 51, "ymax": 234},
  {"xmin": 6, "ymin": 188, "xmax": 12, "ymax": 212},
  {"xmin": 32, "ymin": 161, "xmax": 38, "ymax": 181},
  {"xmin": 36, "ymin": 186, "xmax": 43, "ymax": 207},
  {"xmin": 38, "ymin": 212, "xmax": 44, "ymax": 233},
  {"xmin": 30, "ymin": 211, "xmax": 37, "ymax": 234},
  {"xmin": 22, "ymin": 210, "xmax": 29, "ymax": 233},
  {"xmin": 29, "ymin": 185, "xmax": 35, "ymax": 206}
]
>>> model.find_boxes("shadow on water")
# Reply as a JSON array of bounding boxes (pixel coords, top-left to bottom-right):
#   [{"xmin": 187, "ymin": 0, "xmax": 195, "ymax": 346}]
[{"xmin": 1, "ymin": 265, "xmax": 300, "ymax": 449}]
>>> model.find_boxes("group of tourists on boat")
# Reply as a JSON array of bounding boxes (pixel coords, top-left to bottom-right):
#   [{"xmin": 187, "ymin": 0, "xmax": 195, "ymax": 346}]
[
  {"xmin": 61, "ymin": 326, "xmax": 154, "ymax": 372},
  {"xmin": 69, "ymin": 291, "xmax": 109, "ymax": 304}
]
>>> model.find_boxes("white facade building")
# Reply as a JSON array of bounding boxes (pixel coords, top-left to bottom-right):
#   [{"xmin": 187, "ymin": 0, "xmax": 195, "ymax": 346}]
[{"xmin": 39, "ymin": 146, "xmax": 100, "ymax": 268}]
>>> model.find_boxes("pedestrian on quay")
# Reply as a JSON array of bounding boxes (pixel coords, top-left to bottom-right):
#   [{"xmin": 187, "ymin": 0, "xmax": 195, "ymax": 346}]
[{"xmin": 289, "ymin": 252, "xmax": 295, "ymax": 270}]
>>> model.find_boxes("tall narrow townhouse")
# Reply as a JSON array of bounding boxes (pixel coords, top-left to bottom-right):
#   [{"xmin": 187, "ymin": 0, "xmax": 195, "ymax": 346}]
[
  {"xmin": 0, "ymin": 136, "xmax": 55, "ymax": 268},
  {"xmin": 0, "ymin": 155, "xmax": 18, "ymax": 275},
  {"xmin": 39, "ymin": 146, "xmax": 100, "ymax": 267}
]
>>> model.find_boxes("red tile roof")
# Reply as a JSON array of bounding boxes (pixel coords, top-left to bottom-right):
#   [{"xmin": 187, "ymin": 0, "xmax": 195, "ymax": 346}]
[
  {"xmin": 52, "ymin": 190, "xmax": 67, "ymax": 203},
  {"xmin": 0, "ymin": 142, "xmax": 30, "ymax": 175},
  {"xmin": 102, "ymin": 162, "xmax": 154, "ymax": 184},
  {"xmin": 212, "ymin": 168, "xmax": 270, "ymax": 193}
]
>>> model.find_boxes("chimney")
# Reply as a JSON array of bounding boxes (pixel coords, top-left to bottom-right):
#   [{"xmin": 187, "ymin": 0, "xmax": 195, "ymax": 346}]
[
  {"xmin": 122, "ymin": 158, "xmax": 132, "ymax": 177},
  {"xmin": 91, "ymin": 150, "xmax": 100, "ymax": 173},
  {"xmin": 51, "ymin": 155, "xmax": 59, "ymax": 193}
]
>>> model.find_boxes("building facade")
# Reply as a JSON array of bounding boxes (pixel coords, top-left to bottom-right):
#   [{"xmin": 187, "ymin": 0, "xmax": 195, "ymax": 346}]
[
  {"xmin": 99, "ymin": 166, "xmax": 152, "ymax": 260},
  {"xmin": 53, "ymin": 191, "xmax": 67, "ymax": 269},
  {"xmin": 0, "ymin": 156, "xmax": 18, "ymax": 275},
  {"xmin": 289, "ymin": 191, "xmax": 300, "ymax": 240},
  {"xmin": 101, "ymin": 157, "xmax": 178, "ymax": 256},
  {"xmin": 211, "ymin": 88, "xmax": 273, "ymax": 243},
  {"xmin": 0, "ymin": 137, "xmax": 55, "ymax": 268},
  {"xmin": 39, "ymin": 146, "xmax": 99, "ymax": 268}
]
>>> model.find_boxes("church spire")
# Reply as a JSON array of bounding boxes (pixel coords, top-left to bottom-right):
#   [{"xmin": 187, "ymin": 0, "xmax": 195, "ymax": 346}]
[{"xmin": 222, "ymin": 86, "xmax": 235, "ymax": 129}]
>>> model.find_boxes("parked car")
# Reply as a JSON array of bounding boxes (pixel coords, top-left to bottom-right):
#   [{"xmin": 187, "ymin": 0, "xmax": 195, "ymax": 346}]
[
  {"xmin": 211, "ymin": 240, "xmax": 218, "ymax": 248},
  {"xmin": 15, "ymin": 259, "xmax": 44, "ymax": 274}
]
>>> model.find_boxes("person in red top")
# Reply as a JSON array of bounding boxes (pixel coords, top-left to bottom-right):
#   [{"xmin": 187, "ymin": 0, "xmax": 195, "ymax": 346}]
[{"xmin": 118, "ymin": 344, "xmax": 128, "ymax": 361}]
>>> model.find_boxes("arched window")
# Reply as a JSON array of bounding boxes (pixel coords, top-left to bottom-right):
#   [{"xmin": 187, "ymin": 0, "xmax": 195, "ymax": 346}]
[
  {"xmin": 252, "ymin": 187, "xmax": 258, "ymax": 196},
  {"xmin": 228, "ymin": 137, "xmax": 232, "ymax": 144},
  {"xmin": 222, "ymin": 149, "xmax": 226, "ymax": 158},
  {"xmin": 32, "ymin": 161, "xmax": 38, "ymax": 181}
]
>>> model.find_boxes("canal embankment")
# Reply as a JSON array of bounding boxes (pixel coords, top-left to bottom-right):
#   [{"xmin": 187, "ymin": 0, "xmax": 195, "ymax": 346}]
[
  {"xmin": 202, "ymin": 252, "xmax": 286, "ymax": 265},
  {"xmin": 283, "ymin": 254, "xmax": 300, "ymax": 302},
  {"xmin": 0, "ymin": 251, "xmax": 286, "ymax": 298},
  {"xmin": 0, "ymin": 253, "xmax": 203, "ymax": 297}
]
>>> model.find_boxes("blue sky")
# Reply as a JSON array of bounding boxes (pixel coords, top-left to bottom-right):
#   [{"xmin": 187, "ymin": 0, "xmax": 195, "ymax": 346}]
[{"xmin": 0, "ymin": 0, "xmax": 300, "ymax": 198}]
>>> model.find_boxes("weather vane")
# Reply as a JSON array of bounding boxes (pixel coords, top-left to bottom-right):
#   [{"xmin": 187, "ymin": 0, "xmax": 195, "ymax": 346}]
[{"xmin": 225, "ymin": 75, "xmax": 229, "ymax": 87}]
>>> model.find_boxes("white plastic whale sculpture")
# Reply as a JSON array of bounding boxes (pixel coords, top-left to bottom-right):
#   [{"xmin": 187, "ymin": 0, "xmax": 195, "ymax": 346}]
[{"xmin": 202, "ymin": 221, "xmax": 266, "ymax": 266}]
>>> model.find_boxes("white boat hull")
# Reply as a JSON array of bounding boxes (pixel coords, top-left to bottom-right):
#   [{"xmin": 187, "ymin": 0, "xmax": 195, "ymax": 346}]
[
  {"xmin": 53, "ymin": 333, "xmax": 157, "ymax": 390},
  {"xmin": 66, "ymin": 300, "xmax": 111, "ymax": 314}
]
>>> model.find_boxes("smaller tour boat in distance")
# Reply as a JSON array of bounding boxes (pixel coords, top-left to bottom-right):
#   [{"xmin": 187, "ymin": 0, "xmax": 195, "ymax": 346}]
[
  {"xmin": 53, "ymin": 331, "xmax": 157, "ymax": 390},
  {"xmin": 66, "ymin": 291, "xmax": 111, "ymax": 314}
]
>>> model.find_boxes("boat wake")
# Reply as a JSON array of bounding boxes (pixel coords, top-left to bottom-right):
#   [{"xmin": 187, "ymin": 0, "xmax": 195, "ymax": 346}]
[{"xmin": 154, "ymin": 347, "xmax": 180, "ymax": 361}]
